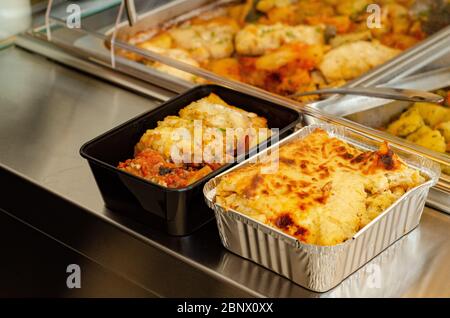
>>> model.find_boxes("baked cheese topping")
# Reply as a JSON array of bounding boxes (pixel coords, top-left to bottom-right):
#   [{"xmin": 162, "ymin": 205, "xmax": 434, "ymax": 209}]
[
  {"xmin": 134, "ymin": 93, "xmax": 270, "ymax": 161},
  {"xmin": 118, "ymin": 93, "xmax": 270, "ymax": 188},
  {"xmin": 215, "ymin": 128, "xmax": 425, "ymax": 246}
]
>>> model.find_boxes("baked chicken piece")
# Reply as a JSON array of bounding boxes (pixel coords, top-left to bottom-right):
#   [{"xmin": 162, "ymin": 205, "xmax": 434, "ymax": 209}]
[
  {"xmin": 235, "ymin": 23, "xmax": 324, "ymax": 56},
  {"xmin": 318, "ymin": 41, "xmax": 400, "ymax": 82},
  {"xmin": 168, "ymin": 18, "xmax": 239, "ymax": 63}
]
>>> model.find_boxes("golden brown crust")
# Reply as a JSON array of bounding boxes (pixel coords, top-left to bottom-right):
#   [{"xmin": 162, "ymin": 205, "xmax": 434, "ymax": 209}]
[{"xmin": 216, "ymin": 128, "xmax": 425, "ymax": 246}]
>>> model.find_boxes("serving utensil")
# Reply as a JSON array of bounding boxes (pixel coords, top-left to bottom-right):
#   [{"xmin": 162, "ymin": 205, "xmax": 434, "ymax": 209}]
[{"xmin": 289, "ymin": 87, "xmax": 444, "ymax": 103}]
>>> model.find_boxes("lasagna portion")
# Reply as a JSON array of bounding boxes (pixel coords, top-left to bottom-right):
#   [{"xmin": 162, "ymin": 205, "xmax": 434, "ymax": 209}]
[
  {"xmin": 215, "ymin": 128, "xmax": 425, "ymax": 246},
  {"xmin": 118, "ymin": 93, "xmax": 270, "ymax": 188}
]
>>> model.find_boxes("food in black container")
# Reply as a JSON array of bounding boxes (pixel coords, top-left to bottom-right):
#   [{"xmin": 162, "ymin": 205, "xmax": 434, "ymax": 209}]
[{"xmin": 80, "ymin": 85, "xmax": 301, "ymax": 235}]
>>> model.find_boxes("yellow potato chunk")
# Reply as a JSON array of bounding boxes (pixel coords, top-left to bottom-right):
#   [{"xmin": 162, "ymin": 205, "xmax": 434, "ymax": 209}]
[
  {"xmin": 406, "ymin": 126, "xmax": 446, "ymax": 153},
  {"xmin": 409, "ymin": 102, "xmax": 450, "ymax": 127},
  {"xmin": 386, "ymin": 108, "xmax": 424, "ymax": 137},
  {"xmin": 436, "ymin": 121, "xmax": 450, "ymax": 142}
]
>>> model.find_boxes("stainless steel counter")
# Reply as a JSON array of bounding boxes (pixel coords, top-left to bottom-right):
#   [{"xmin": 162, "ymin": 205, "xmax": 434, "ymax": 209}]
[{"xmin": 1, "ymin": 46, "xmax": 449, "ymax": 297}]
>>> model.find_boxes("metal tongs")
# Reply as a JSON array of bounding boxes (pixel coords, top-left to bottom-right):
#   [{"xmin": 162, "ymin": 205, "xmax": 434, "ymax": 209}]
[
  {"xmin": 289, "ymin": 87, "xmax": 444, "ymax": 103},
  {"xmin": 124, "ymin": 0, "xmax": 138, "ymax": 26}
]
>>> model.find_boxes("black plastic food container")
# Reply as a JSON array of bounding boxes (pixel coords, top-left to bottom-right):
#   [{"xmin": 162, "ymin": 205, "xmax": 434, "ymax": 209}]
[{"xmin": 80, "ymin": 85, "xmax": 301, "ymax": 235}]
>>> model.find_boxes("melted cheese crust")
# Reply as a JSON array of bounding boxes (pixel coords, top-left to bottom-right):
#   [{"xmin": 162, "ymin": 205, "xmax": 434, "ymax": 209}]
[
  {"xmin": 135, "ymin": 93, "xmax": 269, "ymax": 164},
  {"xmin": 216, "ymin": 128, "xmax": 425, "ymax": 246}
]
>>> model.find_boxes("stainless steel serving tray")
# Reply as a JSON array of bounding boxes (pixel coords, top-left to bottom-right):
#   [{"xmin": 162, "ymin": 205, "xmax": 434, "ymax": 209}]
[
  {"xmin": 310, "ymin": 67, "xmax": 450, "ymax": 213},
  {"xmin": 72, "ymin": 0, "xmax": 450, "ymax": 95},
  {"xmin": 204, "ymin": 123, "xmax": 440, "ymax": 292}
]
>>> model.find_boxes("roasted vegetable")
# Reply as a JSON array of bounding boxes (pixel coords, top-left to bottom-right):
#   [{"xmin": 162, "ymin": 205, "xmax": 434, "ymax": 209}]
[
  {"xmin": 406, "ymin": 126, "xmax": 446, "ymax": 153},
  {"xmin": 383, "ymin": 90, "xmax": 450, "ymax": 157},
  {"xmin": 386, "ymin": 108, "xmax": 424, "ymax": 137},
  {"xmin": 409, "ymin": 102, "xmax": 450, "ymax": 127}
]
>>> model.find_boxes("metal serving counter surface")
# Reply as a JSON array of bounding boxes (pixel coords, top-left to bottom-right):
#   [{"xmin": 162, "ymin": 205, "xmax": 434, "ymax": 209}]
[{"xmin": 1, "ymin": 46, "xmax": 449, "ymax": 297}]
